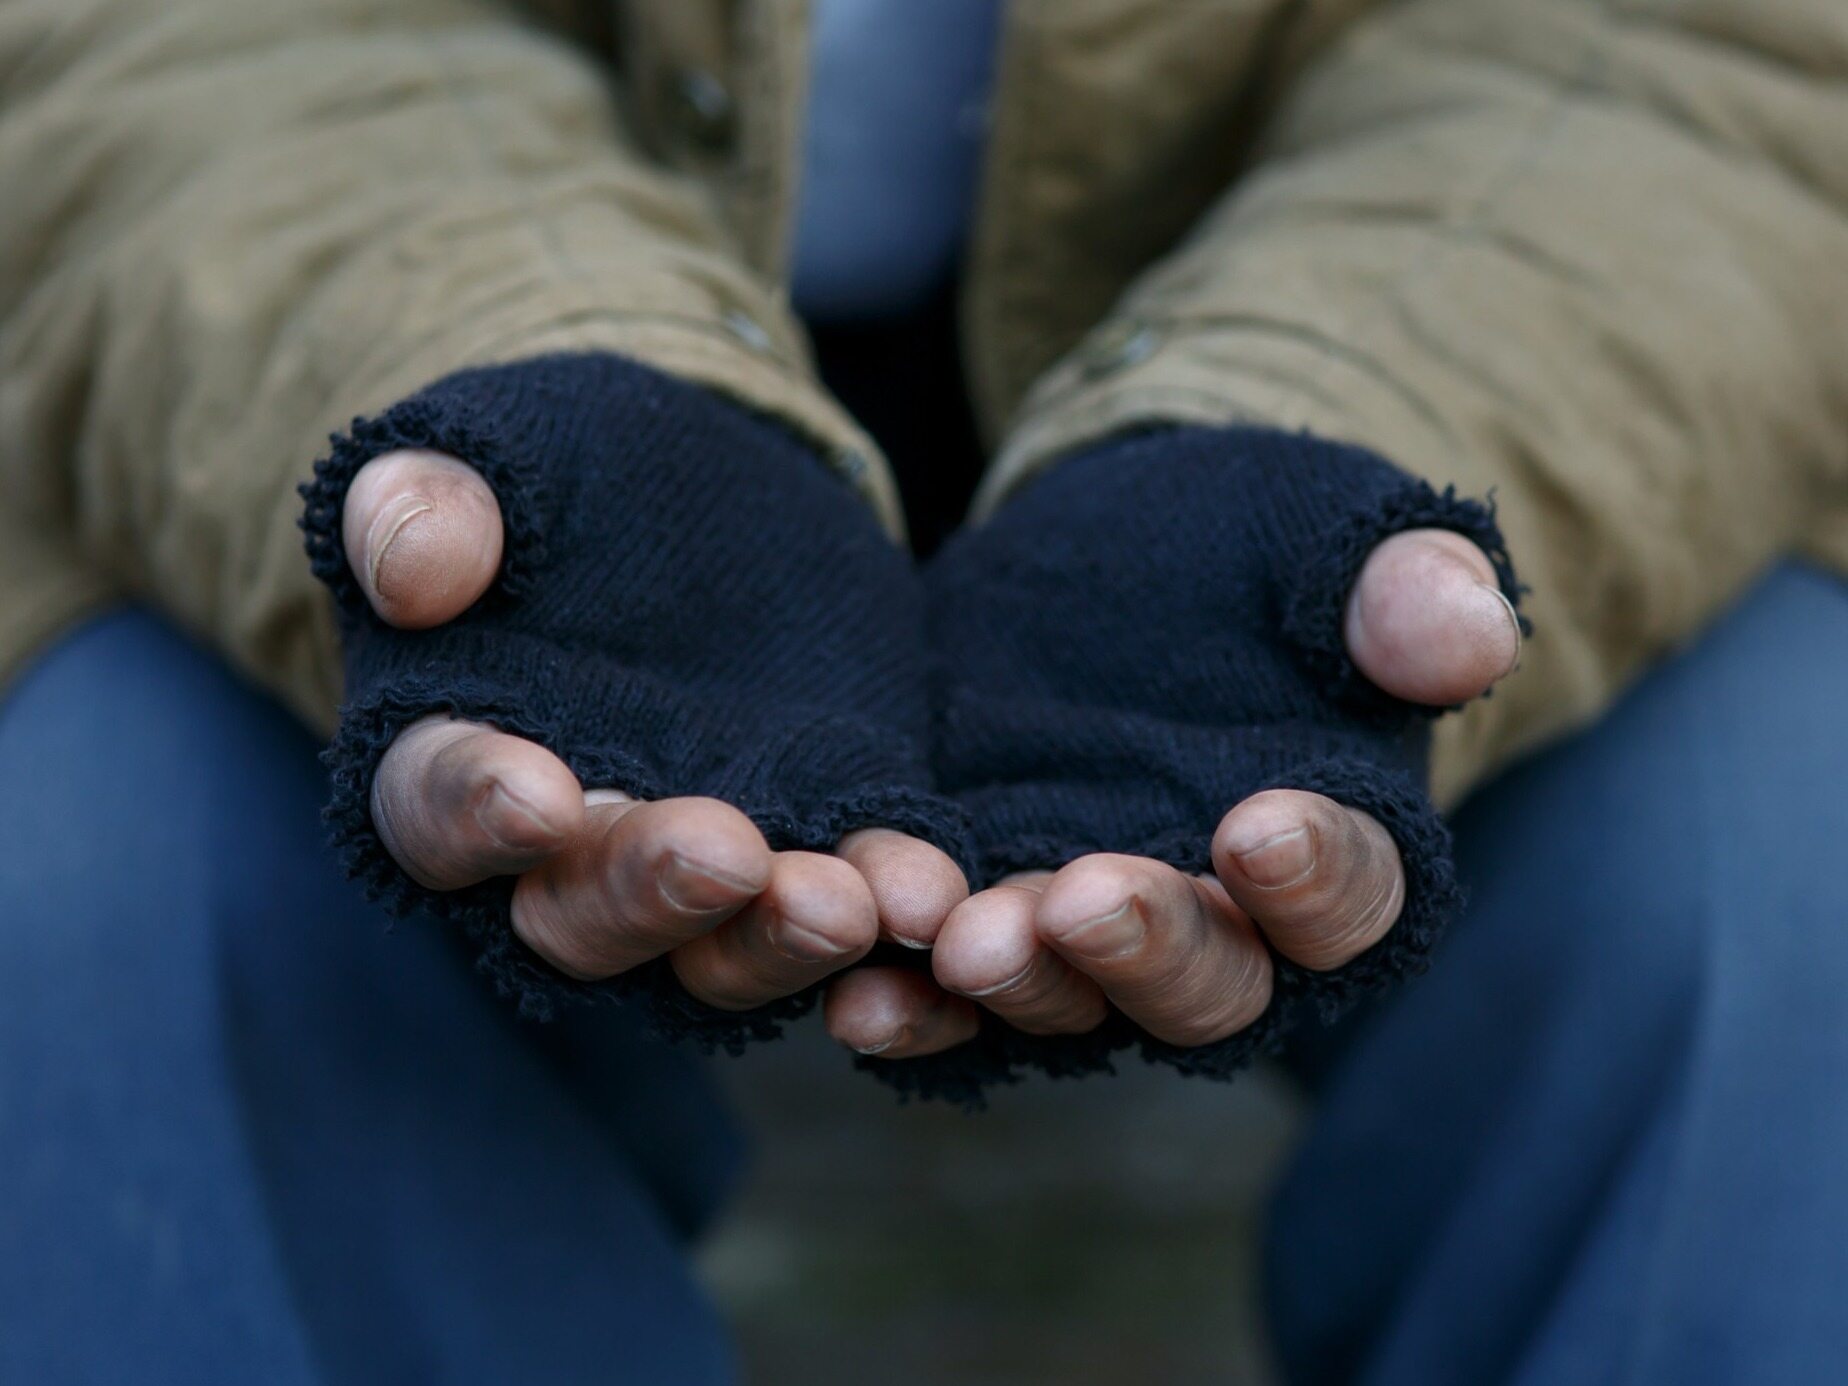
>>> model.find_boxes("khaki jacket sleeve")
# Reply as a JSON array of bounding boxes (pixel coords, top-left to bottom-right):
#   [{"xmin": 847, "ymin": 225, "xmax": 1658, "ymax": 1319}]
[
  {"xmin": 0, "ymin": 0, "xmax": 889, "ymax": 732},
  {"xmin": 985, "ymin": 0, "xmax": 1848, "ymax": 808}
]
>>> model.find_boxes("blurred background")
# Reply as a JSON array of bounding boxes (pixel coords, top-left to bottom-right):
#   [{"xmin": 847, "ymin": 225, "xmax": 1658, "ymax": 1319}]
[{"xmin": 699, "ymin": 1029, "xmax": 1304, "ymax": 1385}]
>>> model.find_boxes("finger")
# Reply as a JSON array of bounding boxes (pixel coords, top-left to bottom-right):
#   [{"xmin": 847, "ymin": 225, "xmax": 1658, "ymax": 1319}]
[
  {"xmin": 998, "ymin": 871, "xmax": 1054, "ymax": 892},
  {"xmin": 1213, "ymin": 789, "xmax": 1405, "ymax": 972},
  {"xmin": 1035, "ymin": 855, "xmax": 1273, "ymax": 1047},
  {"xmin": 373, "ymin": 715, "xmax": 583, "ymax": 890},
  {"xmin": 835, "ymin": 828, "xmax": 969, "ymax": 949},
  {"xmin": 933, "ymin": 885, "xmax": 1109, "ymax": 1035},
  {"xmin": 343, "ymin": 449, "xmax": 504, "ymax": 628},
  {"xmin": 823, "ymin": 967, "xmax": 981, "ymax": 1058},
  {"xmin": 1344, "ymin": 528, "xmax": 1521, "ymax": 705},
  {"xmin": 511, "ymin": 795, "xmax": 772, "ymax": 981},
  {"xmin": 671, "ymin": 851, "xmax": 879, "ymax": 1010}
]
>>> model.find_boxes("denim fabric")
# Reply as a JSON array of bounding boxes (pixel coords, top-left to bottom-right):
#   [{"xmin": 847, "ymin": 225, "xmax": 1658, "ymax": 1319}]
[
  {"xmin": 1267, "ymin": 564, "xmax": 1848, "ymax": 1386},
  {"xmin": 0, "ymin": 612, "xmax": 742, "ymax": 1385}
]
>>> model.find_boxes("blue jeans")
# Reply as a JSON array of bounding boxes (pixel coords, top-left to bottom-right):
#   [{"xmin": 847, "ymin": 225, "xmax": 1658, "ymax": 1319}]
[
  {"xmin": 1266, "ymin": 564, "xmax": 1848, "ymax": 1385},
  {"xmin": 0, "ymin": 614, "xmax": 744, "ymax": 1384},
  {"xmin": 2, "ymin": 565, "xmax": 1844, "ymax": 1384}
]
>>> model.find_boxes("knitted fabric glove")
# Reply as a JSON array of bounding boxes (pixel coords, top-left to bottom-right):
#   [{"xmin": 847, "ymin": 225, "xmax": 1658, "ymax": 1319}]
[
  {"xmin": 299, "ymin": 352, "xmax": 967, "ymax": 1049},
  {"xmin": 899, "ymin": 426, "xmax": 1522, "ymax": 1100}
]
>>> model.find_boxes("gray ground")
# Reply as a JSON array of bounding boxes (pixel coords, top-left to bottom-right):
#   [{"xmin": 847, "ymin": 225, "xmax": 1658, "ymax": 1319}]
[{"xmin": 698, "ymin": 1025, "xmax": 1305, "ymax": 1386}]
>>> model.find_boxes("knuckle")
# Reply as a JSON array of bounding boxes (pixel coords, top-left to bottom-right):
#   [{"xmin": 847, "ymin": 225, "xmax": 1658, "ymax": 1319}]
[
  {"xmin": 1298, "ymin": 818, "xmax": 1403, "ymax": 970},
  {"xmin": 1221, "ymin": 957, "xmax": 1277, "ymax": 1033},
  {"xmin": 510, "ymin": 895, "xmax": 612, "ymax": 982},
  {"xmin": 1275, "ymin": 912, "xmax": 1371, "ymax": 973},
  {"xmin": 1163, "ymin": 983, "xmax": 1271, "ymax": 1047},
  {"xmin": 1164, "ymin": 946, "xmax": 1273, "ymax": 1046},
  {"xmin": 1321, "ymin": 872, "xmax": 1405, "ymax": 969}
]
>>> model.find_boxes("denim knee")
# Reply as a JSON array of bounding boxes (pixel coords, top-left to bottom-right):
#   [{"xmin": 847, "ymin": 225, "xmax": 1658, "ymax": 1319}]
[{"xmin": 1448, "ymin": 563, "xmax": 1848, "ymax": 1036}]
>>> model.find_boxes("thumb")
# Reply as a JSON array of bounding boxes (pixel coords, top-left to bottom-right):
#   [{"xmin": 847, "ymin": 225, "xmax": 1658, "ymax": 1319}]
[
  {"xmin": 1343, "ymin": 528, "xmax": 1522, "ymax": 706},
  {"xmin": 342, "ymin": 449, "xmax": 504, "ymax": 628}
]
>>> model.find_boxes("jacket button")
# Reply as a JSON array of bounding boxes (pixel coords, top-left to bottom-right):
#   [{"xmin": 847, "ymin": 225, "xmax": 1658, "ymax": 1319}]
[
  {"xmin": 1079, "ymin": 319, "xmax": 1160, "ymax": 378},
  {"xmin": 668, "ymin": 67, "xmax": 737, "ymax": 156}
]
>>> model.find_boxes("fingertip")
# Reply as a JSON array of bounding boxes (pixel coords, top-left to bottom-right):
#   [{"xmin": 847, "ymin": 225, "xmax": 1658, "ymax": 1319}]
[
  {"xmin": 836, "ymin": 828, "xmax": 970, "ymax": 949},
  {"xmin": 823, "ymin": 968, "xmax": 979, "ymax": 1058},
  {"xmin": 1344, "ymin": 528, "xmax": 1520, "ymax": 705},
  {"xmin": 1033, "ymin": 854, "xmax": 1164, "ymax": 952},
  {"xmin": 374, "ymin": 718, "xmax": 582, "ymax": 890},
  {"xmin": 1213, "ymin": 790, "xmax": 1321, "ymax": 892},
  {"xmin": 1214, "ymin": 791, "xmax": 1404, "ymax": 972},
  {"xmin": 624, "ymin": 797, "xmax": 774, "ymax": 905},
  {"xmin": 1031, "ymin": 854, "xmax": 1267, "ymax": 1045},
  {"xmin": 932, "ymin": 886, "xmax": 1040, "ymax": 997},
  {"xmin": 343, "ymin": 449, "xmax": 503, "ymax": 628},
  {"xmin": 669, "ymin": 849, "xmax": 878, "ymax": 1011},
  {"xmin": 767, "ymin": 851, "xmax": 880, "ymax": 961},
  {"xmin": 473, "ymin": 760, "xmax": 585, "ymax": 857}
]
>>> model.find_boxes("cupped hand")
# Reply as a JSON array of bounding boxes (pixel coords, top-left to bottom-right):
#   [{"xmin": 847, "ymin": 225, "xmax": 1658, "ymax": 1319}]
[
  {"xmin": 826, "ymin": 528, "xmax": 1520, "ymax": 1057},
  {"xmin": 343, "ymin": 448, "xmax": 971, "ymax": 1012}
]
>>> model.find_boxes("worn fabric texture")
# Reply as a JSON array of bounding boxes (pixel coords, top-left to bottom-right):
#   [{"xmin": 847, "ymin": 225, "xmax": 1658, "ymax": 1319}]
[
  {"xmin": 302, "ymin": 349, "xmax": 1521, "ymax": 1095},
  {"xmin": 901, "ymin": 426, "xmax": 1519, "ymax": 1099},
  {"xmin": 304, "ymin": 359, "xmax": 1520, "ymax": 1098},
  {"xmin": 2, "ymin": 0, "xmax": 1845, "ymax": 810},
  {"xmin": 301, "ymin": 352, "xmax": 967, "ymax": 1054}
]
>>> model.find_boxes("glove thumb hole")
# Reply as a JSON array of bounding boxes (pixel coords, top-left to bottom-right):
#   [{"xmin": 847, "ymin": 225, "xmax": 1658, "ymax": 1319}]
[
  {"xmin": 342, "ymin": 448, "xmax": 505, "ymax": 629},
  {"xmin": 1342, "ymin": 528, "xmax": 1522, "ymax": 706}
]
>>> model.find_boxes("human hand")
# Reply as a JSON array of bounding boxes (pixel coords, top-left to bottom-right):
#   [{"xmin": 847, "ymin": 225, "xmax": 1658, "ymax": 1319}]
[
  {"xmin": 826, "ymin": 527, "xmax": 1515, "ymax": 1057},
  {"xmin": 342, "ymin": 449, "xmax": 962, "ymax": 1011},
  {"xmin": 306, "ymin": 357, "xmax": 974, "ymax": 1033},
  {"xmin": 924, "ymin": 530, "xmax": 1517, "ymax": 1048}
]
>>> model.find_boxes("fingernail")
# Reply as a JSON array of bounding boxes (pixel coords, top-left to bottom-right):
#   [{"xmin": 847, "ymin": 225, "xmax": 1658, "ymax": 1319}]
[
  {"xmin": 770, "ymin": 920, "xmax": 851, "ymax": 964},
  {"xmin": 1228, "ymin": 826, "xmax": 1316, "ymax": 890},
  {"xmin": 364, "ymin": 494, "xmax": 433, "ymax": 592},
  {"xmin": 1479, "ymin": 583, "xmax": 1523, "ymax": 680},
  {"xmin": 854, "ymin": 1027, "xmax": 907, "ymax": 1056},
  {"xmin": 659, "ymin": 853, "xmax": 760, "ymax": 914},
  {"xmin": 475, "ymin": 783, "xmax": 566, "ymax": 853},
  {"xmin": 1053, "ymin": 901, "xmax": 1145, "ymax": 960},
  {"xmin": 959, "ymin": 960, "xmax": 1036, "ymax": 998}
]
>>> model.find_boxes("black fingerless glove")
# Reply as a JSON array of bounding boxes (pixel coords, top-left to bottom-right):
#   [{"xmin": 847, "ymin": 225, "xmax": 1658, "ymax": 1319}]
[
  {"xmin": 300, "ymin": 353, "xmax": 967, "ymax": 1049},
  {"xmin": 903, "ymin": 426, "xmax": 1523, "ymax": 1100}
]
